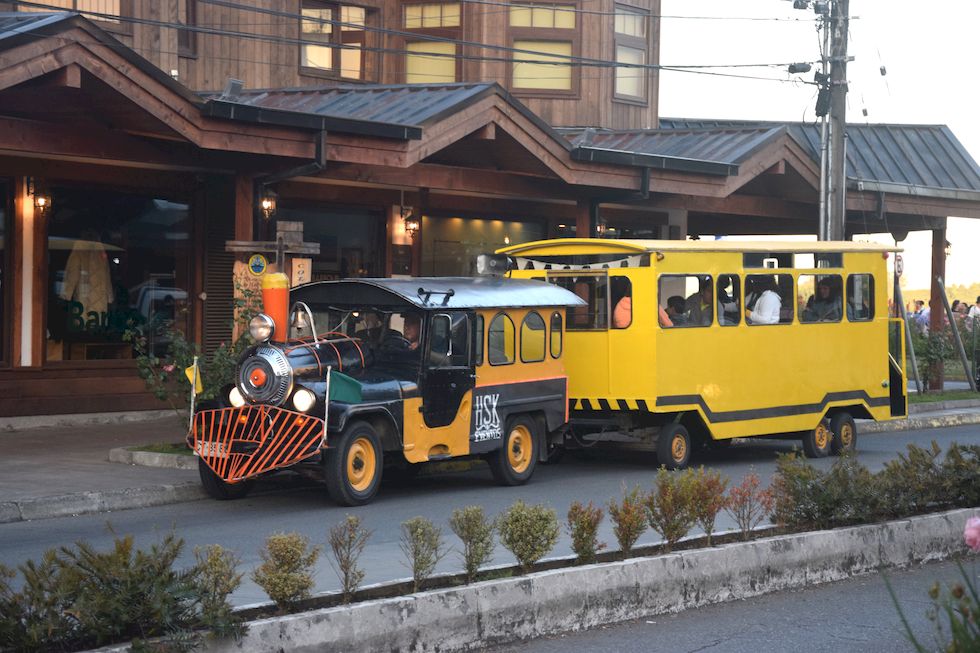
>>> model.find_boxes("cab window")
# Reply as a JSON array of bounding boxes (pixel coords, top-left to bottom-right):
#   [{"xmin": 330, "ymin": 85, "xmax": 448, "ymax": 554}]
[
  {"xmin": 800, "ymin": 274, "xmax": 843, "ymax": 323},
  {"xmin": 659, "ymin": 274, "xmax": 712, "ymax": 328},
  {"xmin": 521, "ymin": 312, "xmax": 546, "ymax": 362},
  {"xmin": 428, "ymin": 313, "xmax": 469, "ymax": 367},
  {"xmin": 847, "ymin": 274, "xmax": 875, "ymax": 321},
  {"xmin": 474, "ymin": 314, "xmax": 484, "ymax": 365},
  {"xmin": 550, "ymin": 311, "xmax": 563, "ymax": 358},
  {"xmin": 488, "ymin": 312, "xmax": 515, "ymax": 365},
  {"xmin": 744, "ymin": 274, "xmax": 794, "ymax": 325}
]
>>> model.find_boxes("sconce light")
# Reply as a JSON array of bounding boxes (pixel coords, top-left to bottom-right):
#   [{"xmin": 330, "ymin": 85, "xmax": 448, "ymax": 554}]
[
  {"xmin": 402, "ymin": 206, "xmax": 419, "ymax": 237},
  {"xmin": 595, "ymin": 220, "xmax": 607, "ymax": 237},
  {"xmin": 27, "ymin": 177, "xmax": 52, "ymax": 214},
  {"xmin": 258, "ymin": 187, "xmax": 278, "ymax": 221}
]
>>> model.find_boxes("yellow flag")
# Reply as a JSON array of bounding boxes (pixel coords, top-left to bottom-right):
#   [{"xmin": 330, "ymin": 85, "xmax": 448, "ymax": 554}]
[{"xmin": 184, "ymin": 361, "xmax": 203, "ymax": 394}]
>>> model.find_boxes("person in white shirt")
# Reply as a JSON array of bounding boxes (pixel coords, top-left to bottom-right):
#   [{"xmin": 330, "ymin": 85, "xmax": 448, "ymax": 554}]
[
  {"xmin": 969, "ymin": 296, "xmax": 980, "ymax": 321},
  {"xmin": 745, "ymin": 276, "xmax": 782, "ymax": 325}
]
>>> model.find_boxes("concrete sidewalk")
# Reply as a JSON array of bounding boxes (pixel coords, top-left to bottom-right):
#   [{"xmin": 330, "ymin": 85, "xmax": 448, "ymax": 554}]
[{"xmin": 1, "ymin": 400, "xmax": 979, "ymax": 525}]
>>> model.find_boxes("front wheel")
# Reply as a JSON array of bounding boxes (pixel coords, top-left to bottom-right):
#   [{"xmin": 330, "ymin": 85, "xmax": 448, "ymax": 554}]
[
  {"xmin": 325, "ymin": 421, "xmax": 383, "ymax": 506},
  {"xmin": 802, "ymin": 420, "xmax": 832, "ymax": 458},
  {"xmin": 198, "ymin": 458, "xmax": 253, "ymax": 500},
  {"xmin": 488, "ymin": 415, "xmax": 538, "ymax": 485},
  {"xmin": 830, "ymin": 412, "xmax": 857, "ymax": 454},
  {"xmin": 657, "ymin": 423, "xmax": 692, "ymax": 470}
]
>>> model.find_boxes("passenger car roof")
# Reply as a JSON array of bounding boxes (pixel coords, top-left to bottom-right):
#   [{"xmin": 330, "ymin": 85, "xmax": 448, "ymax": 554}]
[
  {"xmin": 498, "ymin": 238, "xmax": 900, "ymax": 256},
  {"xmin": 291, "ymin": 276, "xmax": 586, "ymax": 310}
]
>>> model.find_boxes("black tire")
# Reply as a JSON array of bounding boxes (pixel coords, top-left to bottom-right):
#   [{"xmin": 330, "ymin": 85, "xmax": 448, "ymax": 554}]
[
  {"xmin": 830, "ymin": 412, "xmax": 857, "ymax": 454},
  {"xmin": 802, "ymin": 420, "xmax": 832, "ymax": 458},
  {"xmin": 325, "ymin": 421, "xmax": 384, "ymax": 506},
  {"xmin": 656, "ymin": 423, "xmax": 692, "ymax": 470},
  {"xmin": 488, "ymin": 414, "xmax": 538, "ymax": 485},
  {"xmin": 198, "ymin": 458, "xmax": 253, "ymax": 500}
]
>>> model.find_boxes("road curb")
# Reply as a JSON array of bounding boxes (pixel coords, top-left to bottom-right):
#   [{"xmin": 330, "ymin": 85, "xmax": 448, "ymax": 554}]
[
  {"xmin": 89, "ymin": 507, "xmax": 978, "ymax": 653},
  {"xmin": 859, "ymin": 409, "xmax": 980, "ymax": 434},
  {"xmin": 0, "ymin": 484, "xmax": 206, "ymax": 524},
  {"xmin": 108, "ymin": 447, "xmax": 197, "ymax": 470}
]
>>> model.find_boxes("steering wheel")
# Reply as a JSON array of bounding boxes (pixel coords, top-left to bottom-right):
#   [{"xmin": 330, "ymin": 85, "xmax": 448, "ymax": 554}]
[{"xmin": 381, "ymin": 333, "xmax": 413, "ymax": 352}]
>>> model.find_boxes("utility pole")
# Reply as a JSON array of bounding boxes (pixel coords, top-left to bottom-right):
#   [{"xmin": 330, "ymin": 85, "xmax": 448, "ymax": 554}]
[{"xmin": 827, "ymin": 0, "xmax": 849, "ymax": 240}]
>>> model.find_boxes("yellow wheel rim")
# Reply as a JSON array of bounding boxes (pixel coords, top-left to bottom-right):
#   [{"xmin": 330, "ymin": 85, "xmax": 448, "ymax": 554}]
[
  {"xmin": 814, "ymin": 423, "xmax": 830, "ymax": 450},
  {"xmin": 671, "ymin": 434, "xmax": 687, "ymax": 462},
  {"xmin": 346, "ymin": 437, "xmax": 376, "ymax": 493},
  {"xmin": 839, "ymin": 423, "xmax": 854, "ymax": 449},
  {"xmin": 507, "ymin": 425, "xmax": 532, "ymax": 474}
]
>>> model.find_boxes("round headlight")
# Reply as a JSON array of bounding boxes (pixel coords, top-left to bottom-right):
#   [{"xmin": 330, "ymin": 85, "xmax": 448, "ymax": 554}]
[
  {"xmin": 249, "ymin": 314, "xmax": 275, "ymax": 342},
  {"xmin": 292, "ymin": 388, "xmax": 316, "ymax": 413},
  {"xmin": 228, "ymin": 386, "xmax": 245, "ymax": 408}
]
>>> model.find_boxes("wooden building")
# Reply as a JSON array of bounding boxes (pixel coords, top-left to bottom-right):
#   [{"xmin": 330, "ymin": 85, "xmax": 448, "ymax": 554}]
[{"xmin": 0, "ymin": 8, "xmax": 977, "ymax": 417}]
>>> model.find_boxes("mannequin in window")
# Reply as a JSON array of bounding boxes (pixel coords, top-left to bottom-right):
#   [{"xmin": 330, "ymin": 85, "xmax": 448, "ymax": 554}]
[{"xmin": 60, "ymin": 230, "xmax": 114, "ymax": 320}]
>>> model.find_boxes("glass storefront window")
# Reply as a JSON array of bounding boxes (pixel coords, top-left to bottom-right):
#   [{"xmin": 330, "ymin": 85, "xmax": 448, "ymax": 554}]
[
  {"xmin": 0, "ymin": 181, "xmax": 6, "ymax": 363},
  {"xmin": 421, "ymin": 216, "xmax": 545, "ymax": 276},
  {"xmin": 45, "ymin": 188, "xmax": 191, "ymax": 361},
  {"xmin": 276, "ymin": 206, "xmax": 385, "ymax": 280}
]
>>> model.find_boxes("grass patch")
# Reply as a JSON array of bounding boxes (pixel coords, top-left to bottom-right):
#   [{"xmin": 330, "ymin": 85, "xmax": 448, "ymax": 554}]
[
  {"xmin": 129, "ymin": 442, "xmax": 193, "ymax": 456},
  {"xmin": 909, "ymin": 390, "xmax": 979, "ymax": 404}
]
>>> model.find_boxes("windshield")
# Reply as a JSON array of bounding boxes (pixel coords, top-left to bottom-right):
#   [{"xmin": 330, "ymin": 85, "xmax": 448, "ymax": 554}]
[{"xmin": 292, "ymin": 306, "xmax": 424, "ymax": 366}]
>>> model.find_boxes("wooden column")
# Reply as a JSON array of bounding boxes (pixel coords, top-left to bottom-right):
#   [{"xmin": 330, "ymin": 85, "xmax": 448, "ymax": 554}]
[
  {"xmin": 11, "ymin": 177, "xmax": 44, "ymax": 368},
  {"xmin": 575, "ymin": 200, "xmax": 591, "ymax": 238},
  {"xmin": 233, "ymin": 173, "xmax": 254, "ymax": 241},
  {"xmin": 929, "ymin": 225, "xmax": 947, "ymax": 390}
]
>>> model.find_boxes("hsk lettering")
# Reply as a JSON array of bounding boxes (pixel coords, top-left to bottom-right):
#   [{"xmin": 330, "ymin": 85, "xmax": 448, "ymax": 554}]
[{"xmin": 472, "ymin": 393, "xmax": 502, "ymax": 442}]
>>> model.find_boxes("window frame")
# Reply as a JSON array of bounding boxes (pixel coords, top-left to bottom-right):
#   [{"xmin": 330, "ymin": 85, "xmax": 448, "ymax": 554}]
[
  {"xmin": 612, "ymin": 4, "xmax": 649, "ymax": 104},
  {"xmin": 507, "ymin": 1, "xmax": 581, "ymax": 98},
  {"xmin": 299, "ymin": 0, "xmax": 372, "ymax": 81},
  {"xmin": 799, "ymin": 273, "xmax": 844, "ymax": 324},
  {"xmin": 488, "ymin": 311, "xmax": 516, "ymax": 366},
  {"xmin": 549, "ymin": 311, "xmax": 563, "ymax": 358},
  {"xmin": 846, "ymin": 273, "xmax": 875, "ymax": 322},
  {"xmin": 716, "ymin": 274, "xmax": 741, "ymax": 327},
  {"xmin": 658, "ymin": 274, "xmax": 714, "ymax": 329},
  {"xmin": 20, "ymin": 1, "xmax": 134, "ymax": 34},
  {"xmin": 546, "ymin": 271, "xmax": 609, "ymax": 331},
  {"xmin": 401, "ymin": 1, "xmax": 462, "ymax": 83},
  {"xmin": 743, "ymin": 273, "xmax": 795, "ymax": 326},
  {"xmin": 520, "ymin": 311, "xmax": 546, "ymax": 363}
]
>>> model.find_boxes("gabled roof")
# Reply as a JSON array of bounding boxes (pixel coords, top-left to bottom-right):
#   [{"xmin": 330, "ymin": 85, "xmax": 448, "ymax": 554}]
[{"xmin": 659, "ymin": 118, "xmax": 980, "ymax": 200}]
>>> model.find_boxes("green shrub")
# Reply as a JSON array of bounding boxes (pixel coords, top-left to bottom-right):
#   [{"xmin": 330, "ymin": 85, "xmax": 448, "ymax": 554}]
[
  {"xmin": 193, "ymin": 544, "xmax": 246, "ymax": 641},
  {"xmin": 644, "ymin": 468, "xmax": 696, "ymax": 552},
  {"xmin": 566, "ymin": 501, "xmax": 605, "ymax": 565},
  {"xmin": 938, "ymin": 443, "xmax": 980, "ymax": 508},
  {"xmin": 328, "ymin": 515, "xmax": 373, "ymax": 604},
  {"xmin": 449, "ymin": 506, "xmax": 496, "ymax": 584},
  {"xmin": 498, "ymin": 501, "xmax": 560, "ymax": 574},
  {"xmin": 399, "ymin": 517, "xmax": 447, "ymax": 593},
  {"xmin": 0, "ymin": 551, "xmax": 78, "ymax": 652},
  {"xmin": 876, "ymin": 442, "xmax": 945, "ymax": 518},
  {"xmin": 608, "ymin": 485, "xmax": 648, "ymax": 558},
  {"xmin": 687, "ymin": 467, "xmax": 729, "ymax": 546},
  {"xmin": 252, "ymin": 532, "xmax": 320, "ymax": 613},
  {"xmin": 726, "ymin": 471, "xmax": 774, "ymax": 541},
  {"xmin": 770, "ymin": 453, "xmax": 825, "ymax": 528}
]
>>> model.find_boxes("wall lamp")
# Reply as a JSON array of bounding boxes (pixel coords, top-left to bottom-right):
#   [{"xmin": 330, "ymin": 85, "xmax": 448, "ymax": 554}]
[
  {"xmin": 27, "ymin": 177, "xmax": 52, "ymax": 215},
  {"xmin": 258, "ymin": 186, "xmax": 278, "ymax": 221},
  {"xmin": 402, "ymin": 206, "xmax": 420, "ymax": 237}
]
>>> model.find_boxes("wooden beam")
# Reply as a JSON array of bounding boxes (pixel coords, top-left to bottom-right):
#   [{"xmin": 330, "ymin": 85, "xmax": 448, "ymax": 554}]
[
  {"xmin": 471, "ymin": 123, "xmax": 496, "ymax": 140},
  {"xmin": 234, "ymin": 174, "xmax": 254, "ymax": 242},
  {"xmin": 929, "ymin": 226, "xmax": 947, "ymax": 390}
]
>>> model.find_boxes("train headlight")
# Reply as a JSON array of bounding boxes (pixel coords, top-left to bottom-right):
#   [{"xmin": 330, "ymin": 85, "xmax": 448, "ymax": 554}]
[
  {"xmin": 292, "ymin": 388, "xmax": 316, "ymax": 413},
  {"xmin": 228, "ymin": 386, "xmax": 245, "ymax": 408},
  {"xmin": 249, "ymin": 314, "xmax": 275, "ymax": 342}
]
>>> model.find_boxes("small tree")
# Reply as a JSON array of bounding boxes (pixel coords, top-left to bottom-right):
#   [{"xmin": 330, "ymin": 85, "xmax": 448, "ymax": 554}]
[
  {"xmin": 566, "ymin": 501, "xmax": 605, "ymax": 565},
  {"xmin": 726, "ymin": 472, "xmax": 775, "ymax": 541},
  {"xmin": 252, "ymin": 532, "xmax": 320, "ymax": 614},
  {"xmin": 449, "ymin": 506, "xmax": 496, "ymax": 584},
  {"xmin": 688, "ymin": 467, "xmax": 729, "ymax": 546},
  {"xmin": 328, "ymin": 515, "xmax": 373, "ymax": 604},
  {"xmin": 644, "ymin": 467, "xmax": 696, "ymax": 552},
  {"xmin": 498, "ymin": 501, "xmax": 560, "ymax": 574},
  {"xmin": 607, "ymin": 485, "xmax": 648, "ymax": 558},
  {"xmin": 400, "ymin": 517, "xmax": 447, "ymax": 593},
  {"xmin": 193, "ymin": 544, "xmax": 247, "ymax": 641}
]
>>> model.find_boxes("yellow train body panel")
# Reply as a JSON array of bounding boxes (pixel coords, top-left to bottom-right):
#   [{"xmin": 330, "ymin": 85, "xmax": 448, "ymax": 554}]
[{"xmin": 502, "ymin": 239, "xmax": 905, "ymax": 441}]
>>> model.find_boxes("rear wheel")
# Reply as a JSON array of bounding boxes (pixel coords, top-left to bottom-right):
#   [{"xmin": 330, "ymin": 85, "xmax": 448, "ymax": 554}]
[
  {"xmin": 657, "ymin": 423, "xmax": 692, "ymax": 470},
  {"xmin": 198, "ymin": 458, "xmax": 253, "ymax": 500},
  {"xmin": 830, "ymin": 412, "xmax": 857, "ymax": 454},
  {"xmin": 325, "ymin": 421, "xmax": 383, "ymax": 506},
  {"xmin": 488, "ymin": 415, "xmax": 538, "ymax": 485},
  {"xmin": 802, "ymin": 420, "xmax": 832, "ymax": 458}
]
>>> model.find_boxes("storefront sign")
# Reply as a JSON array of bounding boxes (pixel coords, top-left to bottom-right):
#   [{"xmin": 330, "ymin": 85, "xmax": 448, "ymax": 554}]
[{"xmin": 248, "ymin": 253, "xmax": 268, "ymax": 276}]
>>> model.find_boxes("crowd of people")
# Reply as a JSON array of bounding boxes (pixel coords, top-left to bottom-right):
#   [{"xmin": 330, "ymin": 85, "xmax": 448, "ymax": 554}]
[{"xmin": 909, "ymin": 295, "xmax": 980, "ymax": 335}]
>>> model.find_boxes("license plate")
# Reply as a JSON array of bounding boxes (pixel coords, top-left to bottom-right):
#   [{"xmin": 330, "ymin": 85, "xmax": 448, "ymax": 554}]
[{"xmin": 196, "ymin": 441, "xmax": 227, "ymax": 458}]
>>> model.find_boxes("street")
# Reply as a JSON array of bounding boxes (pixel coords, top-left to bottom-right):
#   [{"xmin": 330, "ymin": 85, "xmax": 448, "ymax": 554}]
[
  {"xmin": 487, "ymin": 557, "xmax": 979, "ymax": 653},
  {"xmin": 1, "ymin": 424, "xmax": 978, "ymax": 607}
]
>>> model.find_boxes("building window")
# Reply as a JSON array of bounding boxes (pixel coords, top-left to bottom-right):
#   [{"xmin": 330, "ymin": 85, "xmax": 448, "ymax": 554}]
[
  {"xmin": 403, "ymin": 2, "xmax": 461, "ymax": 83},
  {"xmin": 614, "ymin": 5, "xmax": 648, "ymax": 101},
  {"xmin": 45, "ymin": 188, "xmax": 191, "ymax": 363},
  {"xmin": 19, "ymin": 1, "xmax": 128, "ymax": 27},
  {"xmin": 301, "ymin": 1, "xmax": 369, "ymax": 80},
  {"xmin": 509, "ymin": 2, "xmax": 577, "ymax": 93},
  {"xmin": 178, "ymin": 0, "xmax": 197, "ymax": 58}
]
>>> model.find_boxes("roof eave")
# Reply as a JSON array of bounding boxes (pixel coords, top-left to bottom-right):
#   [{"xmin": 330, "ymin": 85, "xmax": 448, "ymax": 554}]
[
  {"xmin": 849, "ymin": 178, "xmax": 980, "ymax": 202},
  {"xmin": 570, "ymin": 146, "xmax": 738, "ymax": 177}
]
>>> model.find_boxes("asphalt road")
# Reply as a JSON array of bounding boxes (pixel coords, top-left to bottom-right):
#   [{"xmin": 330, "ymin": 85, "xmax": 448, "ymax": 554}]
[
  {"xmin": 1, "ymin": 424, "xmax": 978, "ymax": 607},
  {"xmin": 487, "ymin": 558, "xmax": 980, "ymax": 653}
]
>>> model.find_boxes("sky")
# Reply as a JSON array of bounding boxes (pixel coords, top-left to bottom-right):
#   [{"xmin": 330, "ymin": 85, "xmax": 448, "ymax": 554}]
[{"xmin": 658, "ymin": 0, "xmax": 980, "ymax": 290}]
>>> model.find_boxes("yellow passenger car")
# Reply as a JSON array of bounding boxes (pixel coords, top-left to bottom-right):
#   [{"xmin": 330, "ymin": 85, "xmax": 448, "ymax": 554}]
[{"xmin": 496, "ymin": 239, "xmax": 907, "ymax": 468}]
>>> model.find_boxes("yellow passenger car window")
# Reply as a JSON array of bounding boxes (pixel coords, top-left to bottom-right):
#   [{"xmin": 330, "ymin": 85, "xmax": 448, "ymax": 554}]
[
  {"xmin": 800, "ymin": 274, "xmax": 843, "ymax": 323},
  {"xmin": 611, "ymin": 277, "xmax": 632, "ymax": 329},
  {"xmin": 659, "ymin": 274, "xmax": 712, "ymax": 328},
  {"xmin": 717, "ymin": 274, "xmax": 741, "ymax": 326},
  {"xmin": 847, "ymin": 274, "xmax": 875, "ymax": 321},
  {"xmin": 488, "ymin": 312, "xmax": 515, "ymax": 365},
  {"xmin": 547, "ymin": 273, "xmax": 608, "ymax": 330},
  {"xmin": 550, "ymin": 311, "xmax": 562, "ymax": 358},
  {"xmin": 745, "ymin": 274, "xmax": 794, "ymax": 325},
  {"xmin": 521, "ymin": 311, "xmax": 546, "ymax": 362}
]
